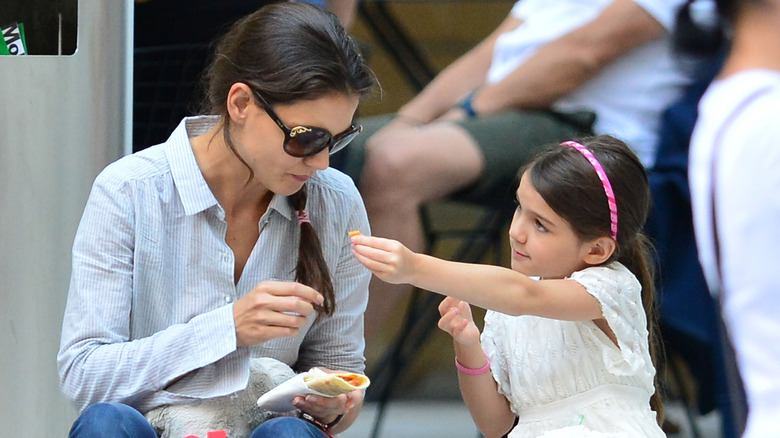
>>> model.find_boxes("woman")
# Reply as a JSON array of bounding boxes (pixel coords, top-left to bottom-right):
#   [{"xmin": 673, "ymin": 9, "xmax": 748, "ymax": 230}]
[{"xmin": 58, "ymin": 3, "xmax": 375, "ymax": 437}]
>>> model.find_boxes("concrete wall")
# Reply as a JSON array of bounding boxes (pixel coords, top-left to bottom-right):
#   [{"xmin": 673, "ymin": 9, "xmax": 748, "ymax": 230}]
[{"xmin": 0, "ymin": 1, "xmax": 131, "ymax": 434}]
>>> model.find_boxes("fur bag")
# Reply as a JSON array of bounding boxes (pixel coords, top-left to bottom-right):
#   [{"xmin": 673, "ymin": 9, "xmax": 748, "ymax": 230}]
[{"xmin": 145, "ymin": 357, "xmax": 297, "ymax": 438}]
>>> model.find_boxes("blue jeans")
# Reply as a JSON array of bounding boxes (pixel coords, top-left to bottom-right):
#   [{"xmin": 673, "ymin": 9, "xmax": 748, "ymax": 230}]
[
  {"xmin": 70, "ymin": 403, "xmax": 328, "ymax": 438},
  {"xmin": 69, "ymin": 403, "xmax": 158, "ymax": 437},
  {"xmin": 250, "ymin": 417, "xmax": 330, "ymax": 438}
]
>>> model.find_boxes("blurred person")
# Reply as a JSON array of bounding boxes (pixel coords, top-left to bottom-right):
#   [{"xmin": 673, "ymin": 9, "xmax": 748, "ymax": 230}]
[
  {"xmin": 677, "ymin": 0, "xmax": 780, "ymax": 436},
  {"xmin": 58, "ymin": 4, "xmax": 375, "ymax": 437},
  {"xmin": 335, "ymin": 0, "xmax": 691, "ymax": 338}
]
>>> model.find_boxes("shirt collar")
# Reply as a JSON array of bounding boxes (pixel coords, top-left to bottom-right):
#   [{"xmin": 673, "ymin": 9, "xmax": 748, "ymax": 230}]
[
  {"xmin": 164, "ymin": 116, "xmax": 298, "ymax": 224},
  {"xmin": 269, "ymin": 193, "xmax": 296, "ymax": 224},
  {"xmin": 165, "ymin": 116, "xmax": 220, "ymax": 216}
]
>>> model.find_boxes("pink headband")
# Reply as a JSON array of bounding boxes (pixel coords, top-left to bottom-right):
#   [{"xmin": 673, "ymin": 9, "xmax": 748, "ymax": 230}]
[
  {"xmin": 296, "ymin": 210, "xmax": 310, "ymax": 225},
  {"xmin": 561, "ymin": 141, "xmax": 618, "ymax": 240}
]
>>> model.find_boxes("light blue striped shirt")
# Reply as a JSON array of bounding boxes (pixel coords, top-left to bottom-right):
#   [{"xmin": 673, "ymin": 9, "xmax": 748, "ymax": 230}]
[{"xmin": 58, "ymin": 117, "xmax": 371, "ymax": 413}]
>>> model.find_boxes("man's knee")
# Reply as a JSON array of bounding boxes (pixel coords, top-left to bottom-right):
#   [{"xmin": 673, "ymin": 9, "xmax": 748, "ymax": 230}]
[
  {"xmin": 331, "ymin": 113, "xmax": 395, "ymax": 183},
  {"xmin": 361, "ymin": 138, "xmax": 427, "ymax": 197}
]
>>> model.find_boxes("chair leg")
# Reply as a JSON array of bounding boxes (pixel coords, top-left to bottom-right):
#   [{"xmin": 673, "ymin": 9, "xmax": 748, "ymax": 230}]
[
  {"xmin": 368, "ymin": 289, "xmax": 443, "ymax": 437},
  {"xmin": 664, "ymin": 351, "xmax": 705, "ymax": 438}
]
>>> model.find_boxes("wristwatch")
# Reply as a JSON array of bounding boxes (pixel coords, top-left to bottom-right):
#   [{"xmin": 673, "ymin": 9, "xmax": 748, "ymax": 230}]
[
  {"xmin": 301, "ymin": 412, "xmax": 344, "ymax": 431},
  {"xmin": 324, "ymin": 414, "xmax": 344, "ymax": 430},
  {"xmin": 458, "ymin": 89, "xmax": 479, "ymax": 118}
]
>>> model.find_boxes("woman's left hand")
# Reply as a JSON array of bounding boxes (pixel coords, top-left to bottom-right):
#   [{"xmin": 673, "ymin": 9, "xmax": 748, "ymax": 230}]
[{"xmin": 292, "ymin": 389, "xmax": 362, "ymax": 427}]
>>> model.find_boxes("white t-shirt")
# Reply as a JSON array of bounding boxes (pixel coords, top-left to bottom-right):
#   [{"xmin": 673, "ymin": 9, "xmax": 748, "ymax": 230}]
[
  {"xmin": 487, "ymin": 0, "xmax": 688, "ymax": 167},
  {"xmin": 689, "ymin": 70, "xmax": 780, "ymax": 438}
]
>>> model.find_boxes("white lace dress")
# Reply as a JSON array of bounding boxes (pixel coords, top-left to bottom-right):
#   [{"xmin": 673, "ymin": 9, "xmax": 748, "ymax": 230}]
[{"xmin": 481, "ymin": 262, "xmax": 664, "ymax": 437}]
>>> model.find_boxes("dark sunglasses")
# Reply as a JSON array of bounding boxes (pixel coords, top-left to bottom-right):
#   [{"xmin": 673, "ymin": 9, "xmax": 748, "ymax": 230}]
[{"xmin": 250, "ymin": 88, "xmax": 362, "ymax": 158}]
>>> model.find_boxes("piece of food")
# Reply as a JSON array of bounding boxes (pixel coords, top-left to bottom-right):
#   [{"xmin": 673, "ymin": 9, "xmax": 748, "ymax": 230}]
[
  {"xmin": 348, "ymin": 230, "xmax": 361, "ymax": 237},
  {"xmin": 303, "ymin": 372, "xmax": 370, "ymax": 396},
  {"xmin": 257, "ymin": 368, "xmax": 371, "ymax": 412}
]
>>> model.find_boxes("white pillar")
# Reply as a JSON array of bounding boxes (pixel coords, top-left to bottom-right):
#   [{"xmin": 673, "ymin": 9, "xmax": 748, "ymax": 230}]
[{"xmin": 0, "ymin": 1, "xmax": 132, "ymax": 434}]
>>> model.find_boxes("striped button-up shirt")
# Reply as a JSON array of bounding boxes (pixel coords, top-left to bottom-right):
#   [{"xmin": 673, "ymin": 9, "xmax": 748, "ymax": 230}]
[{"xmin": 58, "ymin": 116, "xmax": 371, "ymax": 413}]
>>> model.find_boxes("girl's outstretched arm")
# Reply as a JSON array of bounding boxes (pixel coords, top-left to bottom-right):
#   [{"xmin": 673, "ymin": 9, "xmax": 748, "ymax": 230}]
[
  {"xmin": 438, "ymin": 297, "xmax": 515, "ymax": 437},
  {"xmin": 351, "ymin": 235, "xmax": 603, "ymax": 321}
]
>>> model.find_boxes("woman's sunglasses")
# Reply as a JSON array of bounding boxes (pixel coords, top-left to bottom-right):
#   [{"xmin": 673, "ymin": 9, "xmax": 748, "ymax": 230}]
[{"xmin": 250, "ymin": 88, "xmax": 362, "ymax": 158}]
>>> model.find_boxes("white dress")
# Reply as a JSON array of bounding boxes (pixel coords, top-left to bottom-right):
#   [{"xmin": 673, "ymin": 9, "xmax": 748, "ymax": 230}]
[{"xmin": 481, "ymin": 262, "xmax": 664, "ymax": 437}]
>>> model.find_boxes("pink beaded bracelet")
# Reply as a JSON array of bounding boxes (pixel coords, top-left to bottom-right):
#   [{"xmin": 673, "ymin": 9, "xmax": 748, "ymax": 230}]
[{"xmin": 454, "ymin": 353, "xmax": 491, "ymax": 375}]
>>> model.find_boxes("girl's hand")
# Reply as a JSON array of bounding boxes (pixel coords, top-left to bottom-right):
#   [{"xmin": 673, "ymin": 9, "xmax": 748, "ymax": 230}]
[
  {"xmin": 438, "ymin": 297, "xmax": 481, "ymax": 346},
  {"xmin": 350, "ymin": 235, "xmax": 417, "ymax": 285}
]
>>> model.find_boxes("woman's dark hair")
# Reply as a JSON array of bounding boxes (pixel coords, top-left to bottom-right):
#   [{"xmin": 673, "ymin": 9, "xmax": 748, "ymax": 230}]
[
  {"xmin": 201, "ymin": 2, "xmax": 375, "ymax": 316},
  {"xmin": 521, "ymin": 135, "xmax": 664, "ymax": 424}
]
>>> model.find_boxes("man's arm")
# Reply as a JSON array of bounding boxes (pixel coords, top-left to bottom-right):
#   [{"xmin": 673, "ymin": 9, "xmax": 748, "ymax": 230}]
[
  {"xmin": 396, "ymin": 13, "xmax": 524, "ymax": 123},
  {"xmin": 471, "ymin": 0, "xmax": 667, "ymax": 114}
]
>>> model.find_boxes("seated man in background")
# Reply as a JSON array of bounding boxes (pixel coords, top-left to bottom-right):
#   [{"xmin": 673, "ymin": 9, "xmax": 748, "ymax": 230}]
[{"xmin": 334, "ymin": 0, "xmax": 691, "ymax": 338}]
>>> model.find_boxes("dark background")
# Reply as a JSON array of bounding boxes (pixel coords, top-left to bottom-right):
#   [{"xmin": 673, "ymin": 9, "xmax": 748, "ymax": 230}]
[{"xmin": 1, "ymin": 0, "xmax": 77, "ymax": 55}]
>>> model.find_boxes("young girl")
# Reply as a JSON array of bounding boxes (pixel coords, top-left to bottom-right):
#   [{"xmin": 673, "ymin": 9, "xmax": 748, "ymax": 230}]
[{"xmin": 351, "ymin": 135, "xmax": 664, "ymax": 437}]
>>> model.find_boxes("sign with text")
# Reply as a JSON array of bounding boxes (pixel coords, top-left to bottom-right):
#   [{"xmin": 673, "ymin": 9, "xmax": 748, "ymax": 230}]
[{"xmin": 1, "ymin": 22, "xmax": 28, "ymax": 55}]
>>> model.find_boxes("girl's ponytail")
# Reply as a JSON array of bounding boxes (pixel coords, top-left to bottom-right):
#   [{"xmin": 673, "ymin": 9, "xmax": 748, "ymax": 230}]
[
  {"xmin": 527, "ymin": 136, "xmax": 666, "ymax": 424},
  {"xmin": 618, "ymin": 233, "xmax": 665, "ymax": 426},
  {"xmin": 288, "ymin": 185, "xmax": 336, "ymax": 316}
]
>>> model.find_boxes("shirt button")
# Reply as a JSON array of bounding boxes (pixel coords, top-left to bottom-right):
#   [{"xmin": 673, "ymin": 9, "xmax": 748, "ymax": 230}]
[{"xmin": 225, "ymin": 296, "xmax": 233, "ymax": 303}]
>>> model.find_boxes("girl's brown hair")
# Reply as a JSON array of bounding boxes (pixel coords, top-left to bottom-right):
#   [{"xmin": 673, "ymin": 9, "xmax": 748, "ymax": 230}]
[
  {"xmin": 523, "ymin": 135, "xmax": 664, "ymax": 424},
  {"xmin": 201, "ymin": 2, "xmax": 375, "ymax": 315}
]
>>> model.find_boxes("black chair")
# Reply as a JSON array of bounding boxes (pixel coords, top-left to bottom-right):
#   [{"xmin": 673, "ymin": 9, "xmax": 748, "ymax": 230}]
[
  {"xmin": 365, "ymin": 197, "xmax": 515, "ymax": 438},
  {"xmin": 354, "ymin": 6, "xmax": 518, "ymax": 434}
]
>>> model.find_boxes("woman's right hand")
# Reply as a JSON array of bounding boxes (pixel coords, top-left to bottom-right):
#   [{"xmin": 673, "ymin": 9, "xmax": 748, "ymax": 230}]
[
  {"xmin": 437, "ymin": 296, "xmax": 481, "ymax": 346},
  {"xmin": 233, "ymin": 280, "xmax": 324, "ymax": 347}
]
